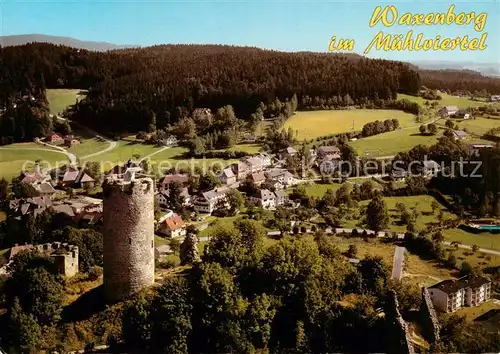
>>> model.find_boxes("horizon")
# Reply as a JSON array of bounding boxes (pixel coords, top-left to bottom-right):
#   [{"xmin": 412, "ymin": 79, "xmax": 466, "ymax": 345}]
[{"xmin": 1, "ymin": 0, "xmax": 499, "ymax": 64}]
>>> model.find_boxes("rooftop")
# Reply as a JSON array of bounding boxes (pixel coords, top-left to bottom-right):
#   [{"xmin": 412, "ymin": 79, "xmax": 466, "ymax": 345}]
[{"xmin": 428, "ymin": 275, "xmax": 491, "ymax": 295}]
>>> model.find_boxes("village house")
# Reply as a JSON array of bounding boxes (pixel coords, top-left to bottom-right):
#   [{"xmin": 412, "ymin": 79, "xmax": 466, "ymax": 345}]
[
  {"xmin": 316, "ymin": 146, "xmax": 341, "ymax": 159},
  {"xmin": 45, "ymin": 132, "xmax": 64, "ymax": 144},
  {"xmin": 62, "ymin": 169, "xmax": 95, "ymax": 188},
  {"xmin": 159, "ymin": 173, "xmax": 189, "ymax": 189},
  {"xmin": 244, "ymin": 156, "xmax": 266, "ymax": 173},
  {"xmin": 231, "ymin": 161, "xmax": 251, "ymax": 181},
  {"xmin": 156, "ymin": 187, "xmax": 191, "ymax": 208},
  {"xmin": 274, "ymin": 190, "xmax": 288, "ymax": 206},
  {"xmin": 64, "ymin": 135, "xmax": 80, "ymax": 147},
  {"xmin": 157, "ymin": 215, "xmax": 186, "ymax": 238},
  {"xmin": 427, "ymin": 275, "xmax": 492, "ymax": 312},
  {"xmin": 218, "ymin": 168, "xmax": 237, "ymax": 185},
  {"xmin": 33, "ymin": 182, "xmax": 57, "ymax": 198},
  {"xmin": 258, "ymin": 153, "xmax": 273, "ymax": 167},
  {"xmin": 73, "ymin": 203, "xmax": 103, "ymax": 225},
  {"xmin": 391, "ymin": 169, "xmax": 408, "ymax": 182},
  {"xmin": 422, "ymin": 160, "xmax": 442, "ymax": 177},
  {"xmin": 438, "ymin": 106, "xmax": 459, "ymax": 117},
  {"xmin": 468, "ymin": 143, "xmax": 494, "ymax": 157},
  {"xmin": 265, "ymin": 169, "xmax": 296, "ymax": 187},
  {"xmin": 454, "ymin": 109, "xmax": 471, "ymax": 120},
  {"xmin": 9, "ymin": 197, "xmax": 52, "ymax": 218},
  {"xmin": 19, "ymin": 168, "xmax": 51, "ymax": 185},
  {"xmin": 263, "ymin": 179, "xmax": 284, "ymax": 191},
  {"xmin": 452, "ymin": 130, "xmax": 468, "ymax": 141},
  {"xmin": 160, "ymin": 135, "xmax": 178, "ymax": 146},
  {"xmin": 248, "ymin": 172, "xmax": 266, "ymax": 185},
  {"xmin": 51, "ymin": 204, "xmax": 76, "ymax": 217},
  {"xmin": 279, "ymin": 147, "xmax": 297, "ymax": 160},
  {"xmin": 193, "ymin": 187, "xmax": 229, "ymax": 214},
  {"xmin": 249, "ymin": 189, "xmax": 276, "ymax": 210},
  {"xmin": 242, "ymin": 134, "xmax": 257, "ymax": 143},
  {"xmin": 318, "ymin": 157, "xmax": 340, "ymax": 175}
]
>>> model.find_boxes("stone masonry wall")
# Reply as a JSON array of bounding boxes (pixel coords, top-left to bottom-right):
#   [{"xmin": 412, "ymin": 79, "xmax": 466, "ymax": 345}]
[
  {"xmin": 420, "ymin": 287, "xmax": 441, "ymax": 343},
  {"xmin": 386, "ymin": 290, "xmax": 416, "ymax": 354},
  {"xmin": 103, "ymin": 178, "xmax": 155, "ymax": 302}
]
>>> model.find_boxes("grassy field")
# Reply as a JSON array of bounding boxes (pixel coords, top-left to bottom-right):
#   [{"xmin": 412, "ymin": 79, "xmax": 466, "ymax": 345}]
[
  {"xmin": 67, "ymin": 137, "xmax": 109, "ymax": 158},
  {"xmin": 341, "ymin": 195, "xmax": 456, "ymax": 232},
  {"xmin": 291, "ymin": 180, "xmax": 383, "ymax": 198},
  {"xmin": 0, "ymin": 147, "xmax": 68, "ymax": 180},
  {"xmin": 217, "ymin": 143, "xmax": 262, "ymax": 154},
  {"xmin": 83, "ymin": 140, "xmax": 159, "ymax": 163},
  {"xmin": 455, "ymin": 300, "xmax": 500, "ymax": 321},
  {"xmin": 349, "ymin": 126, "xmax": 441, "ymax": 157},
  {"xmin": 443, "ymin": 228, "xmax": 500, "ymax": 251},
  {"xmin": 148, "ymin": 146, "xmax": 238, "ymax": 172},
  {"xmin": 450, "ymin": 117, "xmax": 500, "ymax": 137},
  {"xmin": 283, "ymin": 109, "xmax": 417, "ymax": 140},
  {"xmin": 46, "ymin": 89, "xmax": 86, "ymax": 115},
  {"xmin": 398, "ymin": 93, "xmax": 493, "ymax": 109}
]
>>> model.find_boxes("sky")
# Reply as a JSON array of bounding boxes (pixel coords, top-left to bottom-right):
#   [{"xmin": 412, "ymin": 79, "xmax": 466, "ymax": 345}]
[{"xmin": 1, "ymin": 0, "xmax": 499, "ymax": 63}]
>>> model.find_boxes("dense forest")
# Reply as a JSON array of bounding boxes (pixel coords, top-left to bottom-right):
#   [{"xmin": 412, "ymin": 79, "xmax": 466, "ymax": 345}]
[
  {"xmin": 419, "ymin": 69, "xmax": 500, "ymax": 94},
  {"xmin": 2, "ymin": 43, "xmax": 418, "ymax": 135},
  {"xmin": 2, "ymin": 43, "xmax": 500, "ymax": 137}
]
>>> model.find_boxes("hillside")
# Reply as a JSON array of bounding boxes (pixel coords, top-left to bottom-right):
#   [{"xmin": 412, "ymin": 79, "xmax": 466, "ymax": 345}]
[
  {"xmin": 0, "ymin": 34, "xmax": 138, "ymax": 51},
  {"xmin": 0, "ymin": 43, "xmax": 421, "ymax": 135}
]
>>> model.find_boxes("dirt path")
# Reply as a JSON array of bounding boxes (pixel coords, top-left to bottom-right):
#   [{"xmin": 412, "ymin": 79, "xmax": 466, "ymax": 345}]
[
  {"xmin": 54, "ymin": 116, "xmax": 117, "ymax": 160},
  {"xmin": 403, "ymin": 273, "xmax": 443, "ymax": 282},
  {"xmin": 138, "ymin": 146, "xmax": 170, "ymax": 162}
]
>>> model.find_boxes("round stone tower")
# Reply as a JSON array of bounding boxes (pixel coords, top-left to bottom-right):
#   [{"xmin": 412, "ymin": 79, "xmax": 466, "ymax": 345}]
[{"xmin": 102, "ymin": 173, "xmax": 155, "ymax": 302}]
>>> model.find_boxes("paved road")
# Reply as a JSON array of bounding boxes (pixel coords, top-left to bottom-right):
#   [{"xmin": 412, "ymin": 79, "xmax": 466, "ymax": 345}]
[{"xmin": 392, "ymin": 246, "xmax": 406, "ymax": 280}]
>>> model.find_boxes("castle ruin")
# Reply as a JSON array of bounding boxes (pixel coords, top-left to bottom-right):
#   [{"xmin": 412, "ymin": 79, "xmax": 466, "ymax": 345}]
[
  {"xmin": 5, "ymin": 242, "xmax": 79, "ymax": 277},
  {"xmin": 102, "ymin": 168, "xmax": 155, "ymax": 302}
]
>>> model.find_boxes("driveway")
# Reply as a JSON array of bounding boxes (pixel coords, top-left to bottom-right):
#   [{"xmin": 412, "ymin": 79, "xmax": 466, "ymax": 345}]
[{"xmin": 392, "ymin": 245, "xmax": 406, "ymax": 280}]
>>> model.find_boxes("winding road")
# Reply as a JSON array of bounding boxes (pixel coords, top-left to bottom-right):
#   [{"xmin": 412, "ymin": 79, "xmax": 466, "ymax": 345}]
[{"xmin": 54, "ymin": 116, "xmax": 117, "ymax": 160}]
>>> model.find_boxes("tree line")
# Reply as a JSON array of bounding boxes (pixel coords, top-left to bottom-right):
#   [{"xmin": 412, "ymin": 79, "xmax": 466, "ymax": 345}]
[{"xmin": 2, "ymin": 43, "xmax": 419, "ymax": 136}]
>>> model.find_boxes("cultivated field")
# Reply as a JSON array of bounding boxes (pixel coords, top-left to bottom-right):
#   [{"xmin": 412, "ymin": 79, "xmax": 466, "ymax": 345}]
[
  {"xmin": 283, "ymin": 109, "xmax": 416, "ymax": 140},
  {"xmin": 46, "ymin": 89, "xmax": 86, "ymax": 115}
]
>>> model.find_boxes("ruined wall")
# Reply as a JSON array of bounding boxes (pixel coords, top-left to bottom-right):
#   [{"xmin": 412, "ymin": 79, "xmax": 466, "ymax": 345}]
[
  {"xmin": 103, "ymin": 178, "xmax": 155, "ymax": 302},
  {"xmin": 35, "ymin": 242, "xmax": 79, "ymax": 277},
  {"xmin": 385, "ymin": 290, "xmax": 416, "ymax": 354},
  {"xmin": 420, "ymin": 287, "xmax": 441, "ymax": 343}
]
